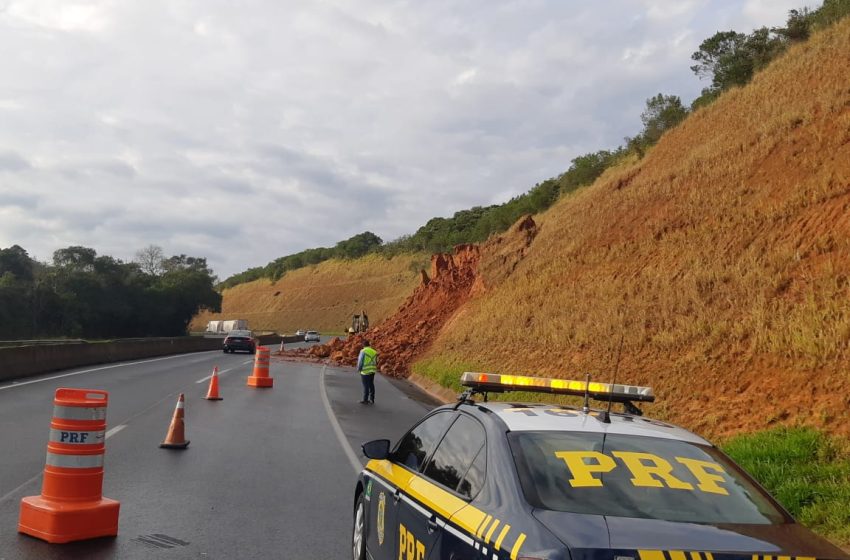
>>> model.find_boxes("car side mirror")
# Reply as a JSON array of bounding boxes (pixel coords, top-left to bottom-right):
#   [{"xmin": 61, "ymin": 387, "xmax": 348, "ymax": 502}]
[{"xmin": 361, "ymin": 439, "xmax": 391, "ymax": 460}]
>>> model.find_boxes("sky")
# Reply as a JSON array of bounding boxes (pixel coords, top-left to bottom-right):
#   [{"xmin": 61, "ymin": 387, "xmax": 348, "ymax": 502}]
[{"xmin": 0, "ymin": 0, "xmax": 808, "ymax": 279}]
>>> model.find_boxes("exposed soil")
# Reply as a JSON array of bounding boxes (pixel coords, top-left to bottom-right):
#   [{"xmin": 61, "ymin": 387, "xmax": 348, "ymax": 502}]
[{"xmin": 276, "ymin": 216, "xmax": 539, "ymax": 376}]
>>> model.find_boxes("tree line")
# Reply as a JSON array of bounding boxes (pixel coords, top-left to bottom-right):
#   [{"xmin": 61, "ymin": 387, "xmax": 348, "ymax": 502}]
[{"xmin": 0, "ymin": 245, "xmax": 220, "ymax": 340}]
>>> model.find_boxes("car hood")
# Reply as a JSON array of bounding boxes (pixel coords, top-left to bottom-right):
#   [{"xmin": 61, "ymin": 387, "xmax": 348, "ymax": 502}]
[{"xmin": 533, "ymin": 511, "xmax": 848, "ymax": 559}]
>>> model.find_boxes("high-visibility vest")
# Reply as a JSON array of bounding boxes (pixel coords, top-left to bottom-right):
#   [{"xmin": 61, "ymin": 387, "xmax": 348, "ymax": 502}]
[{"xmin": 360, "ymin": 347, "xmax": 378, "ymax": 375}]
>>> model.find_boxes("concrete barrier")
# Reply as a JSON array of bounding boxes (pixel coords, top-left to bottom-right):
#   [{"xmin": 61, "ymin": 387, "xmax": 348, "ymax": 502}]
[
  {"xmin": 0, "ymin": 337, "xmax": 221, "ymax": 383},
  {"xmin": 0, "ymin": 333, "xmax": 312, "ymax": 383}
]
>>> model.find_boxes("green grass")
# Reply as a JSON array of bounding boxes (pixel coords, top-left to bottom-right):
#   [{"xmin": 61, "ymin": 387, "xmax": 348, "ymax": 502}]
[{"xmin": 722, "ymin": 427, "xmax": 850, "ymax": 546}]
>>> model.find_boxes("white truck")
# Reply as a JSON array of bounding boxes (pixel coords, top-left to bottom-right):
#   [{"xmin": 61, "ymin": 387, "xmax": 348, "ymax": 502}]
[
  {"xmin": 207, "ymin": 319, "xmax": 249, "ymax": 333},
  {"xmin": 221, "ymin": 319, "xmax": 249, "ymax": 333}
]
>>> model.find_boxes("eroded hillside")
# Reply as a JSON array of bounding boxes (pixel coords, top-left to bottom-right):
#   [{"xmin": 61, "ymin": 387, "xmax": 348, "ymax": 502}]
[
  {"xmin": 415, "ymin": 20, "xmax": 850, "ymax": 438},
  {"xmin": 191, "ymin": 253, "xmax": 427, "ymax": 334}
]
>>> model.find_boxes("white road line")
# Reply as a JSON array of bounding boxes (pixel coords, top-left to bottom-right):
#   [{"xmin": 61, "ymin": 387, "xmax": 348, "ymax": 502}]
[
  {"xmin": 105, "ymin": 424, "xmax": 127, "ymax": 439},
  {"xmin": 0, "ymin": 472, "xmax": 42, "ymax": 505},
  {"xmin": 319, "ymin": 365, "xmax": 362, "ymax": 474},
  {"xmin": 194, "ymin": 360, "xmax": 252, "ymax": 383},
  {"xmin": 0, "ymin": 351, "xmax": 219, "ymax": 392}
]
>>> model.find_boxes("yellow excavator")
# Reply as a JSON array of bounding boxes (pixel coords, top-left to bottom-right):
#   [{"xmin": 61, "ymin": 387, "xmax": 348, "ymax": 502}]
[{"xmin": 349, "ymin": 310, "xmax": 369, "ymax": 335}]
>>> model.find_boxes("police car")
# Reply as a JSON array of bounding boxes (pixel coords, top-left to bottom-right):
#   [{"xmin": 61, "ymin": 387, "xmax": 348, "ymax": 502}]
[{"xmin": 352, "ymin": 372, "xmax": 848, "ymax": 560}]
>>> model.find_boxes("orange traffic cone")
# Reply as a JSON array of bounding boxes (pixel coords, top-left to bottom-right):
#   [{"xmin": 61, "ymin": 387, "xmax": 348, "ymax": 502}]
[
  {"xmin": 204, "ymin": 367, "xmax": 223, "ymax": 401},
  {"xmin": 19, "ymin": 388, "xmax": 120, "ymax": 543},
  {"xmin": 160, "ymin": 394, "xmax": 189, "ymax": 449},
  {"xmin": 247, "ymin": 346, "xmax": 274, "ymax": 388}
]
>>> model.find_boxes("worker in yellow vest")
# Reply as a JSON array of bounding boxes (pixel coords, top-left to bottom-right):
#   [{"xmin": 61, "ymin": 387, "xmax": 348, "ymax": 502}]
[{"xmin": 356, "ymin": 340, "xmax": 379, "ymax": 404}]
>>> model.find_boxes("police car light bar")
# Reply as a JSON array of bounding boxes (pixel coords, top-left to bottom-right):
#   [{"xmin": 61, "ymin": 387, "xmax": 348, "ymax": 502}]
[{"xmin": 460, "ymin": 372, "xmax": 655, "ymax": 403}]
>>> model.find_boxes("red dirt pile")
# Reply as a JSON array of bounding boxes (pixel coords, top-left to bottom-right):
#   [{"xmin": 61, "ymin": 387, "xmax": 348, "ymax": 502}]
[{"xmin": 276, "ymin": 216, "xmax": 539, "ymax": 375}]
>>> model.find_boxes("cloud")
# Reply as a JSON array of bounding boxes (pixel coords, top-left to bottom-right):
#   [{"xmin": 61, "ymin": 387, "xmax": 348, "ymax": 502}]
[
  {"xmin": 0, "ymin": 0, "xmax": 802, "ymax": 277},
  {"xmin": 0, "ymin": 151, "xmax": 32, "ymax": 172}
]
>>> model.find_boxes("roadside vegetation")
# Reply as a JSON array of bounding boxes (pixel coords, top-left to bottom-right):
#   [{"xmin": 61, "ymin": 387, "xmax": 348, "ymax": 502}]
[
  {"xmin": 722, "ymin": 428, "xmax": 850, "ymax": 546},
  {"xmin": 221, "ymin": 1, "xmax": 850, "ymax": 290},
  {"xmin": 191, "ymin": 253, "xmax": 425, "ymax": 334},
  {"xmin": 0, "ymin": 244, "xmax": 219, "ymax": 339}
]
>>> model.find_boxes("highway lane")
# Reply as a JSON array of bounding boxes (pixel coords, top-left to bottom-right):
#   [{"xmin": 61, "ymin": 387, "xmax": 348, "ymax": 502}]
[{"xmin": 0, "ymin": 341, "xmax": 437, "ymax": 558}]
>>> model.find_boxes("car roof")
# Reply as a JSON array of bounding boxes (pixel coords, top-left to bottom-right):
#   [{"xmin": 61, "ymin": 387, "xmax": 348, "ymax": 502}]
[
  {"xmin": 228, "ymin": 330, "xmax": 251, "ymax": 335},
  {"xmin": 470, "ymin": 401, "xmax": 710, "ymax": 445}
]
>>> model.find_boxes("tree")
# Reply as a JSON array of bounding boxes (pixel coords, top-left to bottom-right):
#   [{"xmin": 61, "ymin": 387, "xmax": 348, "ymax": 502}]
[
  {"xmin": 0, "ymin": 245, "xmax": 34, "ymax": 281},
  {"xmin": 134, "ymin": 245, "xmax": 165, "ymax": 276},
  {"xmin": 334, "ymin": 232, "xmax": 383, "ymax": 259},
  {"xmin": 53, "ymin": 246, "xmax": 97, "ymax": 272},
  {"xmin": 152, "ymin": 256, "xmax": 222, "ymax": 335},
  {"xmin": 776, "ymin": 8, "xmax": 812, "ymax": 41},
  {"xmin": 640, "ymin": 94, "xmax": 689, "ymax": 145},
  {"xmin": 690, "ymin": 30, "xmax": 752, "ymax": 92}
]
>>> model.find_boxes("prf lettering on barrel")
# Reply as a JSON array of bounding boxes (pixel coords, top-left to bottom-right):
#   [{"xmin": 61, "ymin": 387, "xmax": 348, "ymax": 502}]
[{"xmin": 49, "ymin": 429, "xmax": 103, "ymax": 445}]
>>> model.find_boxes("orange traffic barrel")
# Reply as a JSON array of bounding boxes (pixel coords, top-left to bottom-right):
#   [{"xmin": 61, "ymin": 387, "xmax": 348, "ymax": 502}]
[
  {"xmin": 160, "ymin": 393, "xmax": 190, "ymax": 449},
  {"xmin": 247, "ymin": 346, "xmax": 273, "ymax": 388},
  {"xmin": 18, "ymin": 388, "xmax": 120, "ymax": 544}
]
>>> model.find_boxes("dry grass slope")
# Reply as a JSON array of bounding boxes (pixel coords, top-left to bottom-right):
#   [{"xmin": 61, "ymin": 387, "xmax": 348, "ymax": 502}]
[
  {"xmin": 192, "ymin": 253, "xmax": 427, "ymax": 334},
  {"xmin": 419, "ymin": 20, "xmax": 850, "ymax": 439}
]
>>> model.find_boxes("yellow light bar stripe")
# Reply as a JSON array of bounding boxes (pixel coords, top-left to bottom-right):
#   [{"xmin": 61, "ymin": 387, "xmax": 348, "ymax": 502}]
[
  {"xmin": 509, "ymin": 533, "xmax": 526, "ymax": 560},
  {"xmin": 460, "ymin": 371, "xmax": 652, "ymax": 398},
  {"xmin": 705, "ymin": 554, "xmax": 714, "ymax": 560},
  {"xmin": 669, "ymin": 552, "xmax": 687, "ymax": 560},
  {"xmin": 493, "ymin": 524, "xmax": 511, "ymax": 551},
  {"xmin": 690, "ymin": 552, "xmax": 702, "ymax": 560},
  {"xmin": 476, "ymin": 515, "xmax": 492, "ymax": 538},
  {"xmin": 639, "ymin": 552, "xmax": 667, "ymax": 560},
  {"xmin": 484, "ymin": 519, "xmax": 500, "ymax": 544}
]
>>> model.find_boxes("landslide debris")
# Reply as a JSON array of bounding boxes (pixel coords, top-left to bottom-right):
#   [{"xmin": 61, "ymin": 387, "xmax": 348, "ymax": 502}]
[{"xmin": 277, "ymin": 216, "xmax": 539, "ymax": 376}]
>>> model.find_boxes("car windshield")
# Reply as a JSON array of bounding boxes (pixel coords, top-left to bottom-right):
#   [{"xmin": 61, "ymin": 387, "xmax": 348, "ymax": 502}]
[
  {"xmin": 509, "ymin": 431, "xmax": 786, "ymax": 525},
  {"xmin": 229, "ymin": 331, "xmax": 251, "ymax": 337},
  {"xmin": 307, "ymin": 331, "xmax": 317, "ymax": 335}
]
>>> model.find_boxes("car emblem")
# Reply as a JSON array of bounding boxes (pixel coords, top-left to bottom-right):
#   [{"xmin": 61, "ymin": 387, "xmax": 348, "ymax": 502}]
[{"xmin": 377, "ymin": 491, "xmax": 386, "ymax": 546}]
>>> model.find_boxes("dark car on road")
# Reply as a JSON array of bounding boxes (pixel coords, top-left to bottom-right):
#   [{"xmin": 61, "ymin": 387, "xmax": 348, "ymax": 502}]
[
  {"xmin": 352, "ymin": 372, "xmax": 848, "ymax": 560},
  {"xmin": 222, "ymin": 330, "xmax": 255, "ymax": 354}
]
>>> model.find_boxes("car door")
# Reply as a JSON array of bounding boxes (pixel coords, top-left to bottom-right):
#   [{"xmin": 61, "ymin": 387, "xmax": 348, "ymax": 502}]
[
  {"xmin": 398, "ymin": 414, "xmax": 486, "ymax": 560},
  {"xmin": 368, "ymin": 411, "xmax": 455, "ymax": 560}
]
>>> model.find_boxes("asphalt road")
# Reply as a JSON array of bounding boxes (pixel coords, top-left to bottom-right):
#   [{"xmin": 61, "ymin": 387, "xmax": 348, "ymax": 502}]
[{"xmin": 0, "ymin": 339, "xmax": 438, "ymax": 559}]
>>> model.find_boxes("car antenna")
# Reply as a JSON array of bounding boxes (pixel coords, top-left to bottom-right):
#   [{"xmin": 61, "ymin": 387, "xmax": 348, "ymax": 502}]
[
  {"xmin": 599, "ymin": 333, "xmax": 624, "ymax": 424},
  {"xmin": 581, "ymin": 373, "xmax": 591, "ymax": 414}
]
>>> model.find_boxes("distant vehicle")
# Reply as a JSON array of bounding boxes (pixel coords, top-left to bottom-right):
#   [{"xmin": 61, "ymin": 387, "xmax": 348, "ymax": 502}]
[
  {"xmin": 207, "ymin": 319, "xmax": 248, "ymax": 334},
  {"xmin": 352, "ymin": 372, "xmax": 848, "ymax": 560},
  {"xmin": 295, "ymin": 329, "xmax": 306, "ymax": 336},
  {"xmin": 221, "ymin": 319, "xmax": 249, "ymax": 332},
  {"xmin": 223, "ymin": 330, "xmax": 255, "ymax": 354},
  {"xmin": 304, "ymin": 331, "xmax": 320, "ymax": 342}
]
